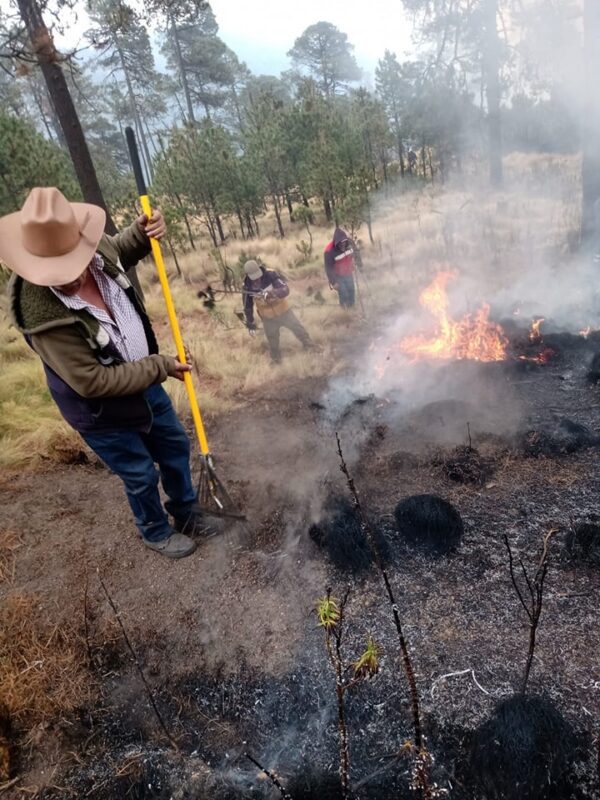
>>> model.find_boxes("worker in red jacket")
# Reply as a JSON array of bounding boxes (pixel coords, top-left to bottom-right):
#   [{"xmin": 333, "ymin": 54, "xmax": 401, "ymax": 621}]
[{"xmin": 324, "ymin": 227, "xmax": 361, "ymax": 308}]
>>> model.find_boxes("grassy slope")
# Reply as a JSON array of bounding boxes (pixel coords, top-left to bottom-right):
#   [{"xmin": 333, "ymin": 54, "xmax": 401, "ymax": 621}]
[{"xmin": 0, "ymin": 153, "xmax": 581, "ymax": 469}]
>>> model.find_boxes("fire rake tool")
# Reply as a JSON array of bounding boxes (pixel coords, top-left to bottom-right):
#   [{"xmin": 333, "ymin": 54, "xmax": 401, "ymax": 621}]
[{"xmin": 125, "ymin": 127, "xmax": 244, "ymax": 520}]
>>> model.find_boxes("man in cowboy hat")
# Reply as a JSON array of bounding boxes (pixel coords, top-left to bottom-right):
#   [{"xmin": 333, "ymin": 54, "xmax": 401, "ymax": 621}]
[
  {"xmin": 2, "ymin": 187, "xmax": 199, "ymax": 559},
  {"xmin": 242, "ymin": 259, "xmax": 315, "ymax": 363}
]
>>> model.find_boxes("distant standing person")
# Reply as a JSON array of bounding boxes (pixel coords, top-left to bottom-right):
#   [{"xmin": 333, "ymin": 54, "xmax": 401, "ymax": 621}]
[
  {"xmin": 407, "ymin": 148, "xmax": 418, "ymax": 173},
  {"xmin": 324, "ymin": 227, "xmax": 361, "ymax": 309},
  {"xmin": 243, "ymin": 260, "xmax": 314, "ymax": 363}
]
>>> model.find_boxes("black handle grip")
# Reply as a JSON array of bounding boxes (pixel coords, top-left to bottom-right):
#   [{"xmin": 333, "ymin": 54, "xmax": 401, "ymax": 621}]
[{"xmin": 125, "ymin": 127, "xmax": 147, "ymax": 196}]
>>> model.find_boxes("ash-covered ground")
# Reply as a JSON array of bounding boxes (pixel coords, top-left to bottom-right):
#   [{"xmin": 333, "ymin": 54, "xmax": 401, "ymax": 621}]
[{"xmin": 2, "ymin": 328, "xmax": 600, "ymax": 800}]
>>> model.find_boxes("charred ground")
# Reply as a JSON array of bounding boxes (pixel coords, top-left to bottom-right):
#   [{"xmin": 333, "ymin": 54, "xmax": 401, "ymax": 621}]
[{"xmin": 1, "ymin": 325, "xmax": 599, "ymax": 799}]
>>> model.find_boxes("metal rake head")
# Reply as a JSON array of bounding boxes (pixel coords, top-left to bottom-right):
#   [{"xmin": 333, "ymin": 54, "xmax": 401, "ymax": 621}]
[{"xmin": 193, "ymin": 456, "xmax": 246, "ymax": 520}]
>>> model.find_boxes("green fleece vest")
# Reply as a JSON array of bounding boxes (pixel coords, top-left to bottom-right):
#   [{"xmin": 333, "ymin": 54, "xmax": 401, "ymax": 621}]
[{"xmin": 9, "ymin": 249, "xmax": 135, "ymax": 352}]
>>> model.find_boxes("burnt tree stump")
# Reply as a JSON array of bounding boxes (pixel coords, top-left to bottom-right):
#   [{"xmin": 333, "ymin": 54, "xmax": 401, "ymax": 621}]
[
  {"xmin": 587, "ymin": 351, "xmax": 600, "ymax": 383},
  {"xmin": 566, "ymin": 520, "xmax": 600, "ymax": 566},
  {"xmin": 470, "ymin": 694, "xmax": 577, "ymax": 800},
  {"xmin": 309, "ymin": 495, "xmax": 390, "ymax": 573},
  {"xmin": 393, "ymin": 494, "xmax": 463, "ymax": 554}
]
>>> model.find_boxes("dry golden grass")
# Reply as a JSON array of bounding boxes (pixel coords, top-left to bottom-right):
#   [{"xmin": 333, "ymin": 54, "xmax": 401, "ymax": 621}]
[
  {"xmin": 0, "ymin": 353, "xmax": 86, "ymax": 469},
  {"xmin": 0, "ymin": 154, "xmax": 582, "ymax": 466},
  {"xmin": 0, "ymin": 593, "xmax": 97, "ymax": 725},
  {"xmin": 0, "ymin": 531, "xmax": 22, "ymax": 584},
  {"xmin": 0, "ymin": 526, "xmax": 119, "ymax": 734}
]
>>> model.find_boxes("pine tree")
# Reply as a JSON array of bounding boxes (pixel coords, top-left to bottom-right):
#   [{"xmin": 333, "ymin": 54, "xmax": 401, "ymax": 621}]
[
  {"xmin": 9, "ymin": 0, "xmax": 117, "ymax": 230},
  {"xmin": 86, "ymin": 0, "xmax": 163, "ymax": 181},
  {"xmin": 150, "ymin": 0, "xmax": 216, "ymax": 124},
  {"xmin": 287, "ymin": 21, "xmax": 361, "ymax": 97},
  {"xmin": 401, "ymin": 0, "xmax": 506, "ymax": 186},
  {"xmin": 375, "ymin": 50, "xmax": 413, "ymax": 175},
  {"xmin": 158, "ymin": 0, "xmax": 238, "ymax": 122},
  {"xmin": 0, "ymin": 111, "xmax": 79, "ymax": 214}
]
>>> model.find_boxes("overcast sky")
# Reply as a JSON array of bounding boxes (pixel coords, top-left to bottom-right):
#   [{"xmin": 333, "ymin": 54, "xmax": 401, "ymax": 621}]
[
  {"xmin": 208, "ymin": 0, "xmax": 414, "ymax": 80},
  {"xmin": 38, "ymin": 0, "xmax": 414, "ymax": 84}
]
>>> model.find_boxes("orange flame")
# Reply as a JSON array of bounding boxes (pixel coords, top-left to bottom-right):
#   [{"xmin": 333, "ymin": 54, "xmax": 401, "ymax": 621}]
[
  {"xmin": 399, "ymin": 271, "xmax": 507, "ymax": 362},
  {"xmin": 529, "ymin": 318, "xmax": 544, "ymax": 342},
  {"xmin": 518, "ymin": 348, "xmax": 554, "ymax": 364}
]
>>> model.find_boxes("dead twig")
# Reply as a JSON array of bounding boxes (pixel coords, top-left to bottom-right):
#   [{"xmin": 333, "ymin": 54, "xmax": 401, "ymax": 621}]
[
  {"xmin": 244, "ymin": 753, "xmax": 293, "ymax": 800},
  {"xmin": 503, "ymin": 529, "xmax": 557, "ymax": 694},
  {"xmin": 83, "ymin": 570, "xmax": 93, "ymax": 669},
  {"xmin": 430, "ymin": 668, "xmax": 491, "ymax": 698},
  {"xmin": 0, "ymin": 777, "xmax": 20, "ymax": 794},
  {"xmin": 97, "ymin": 571, "xmax": 179, "ymax": 750},
  {"xmin": 335, "ymin": 433, "xmax": 443, "ymax": 799}
]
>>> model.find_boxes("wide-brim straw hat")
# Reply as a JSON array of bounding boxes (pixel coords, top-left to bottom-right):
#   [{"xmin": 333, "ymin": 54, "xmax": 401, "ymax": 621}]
[{"xmin": 0, "ymin": 187, "xmax": 106, "ymax": 287}]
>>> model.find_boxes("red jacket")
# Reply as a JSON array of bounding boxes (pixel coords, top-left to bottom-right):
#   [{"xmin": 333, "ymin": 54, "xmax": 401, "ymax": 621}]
[{"xmin": 324, "ymin": 227, "xmax": 358, "ymax": 282}]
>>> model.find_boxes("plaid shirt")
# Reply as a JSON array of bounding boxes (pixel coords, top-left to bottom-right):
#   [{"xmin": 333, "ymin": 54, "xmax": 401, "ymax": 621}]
[{"xmin": 51, "ymin": 255, "xmax": 149, "ymax": 362}]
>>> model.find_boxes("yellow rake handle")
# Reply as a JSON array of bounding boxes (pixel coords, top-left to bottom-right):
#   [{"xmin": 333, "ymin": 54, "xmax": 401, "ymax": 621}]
[
  {"xmin": 125, "ymin": 126, "xmax": 210, "ymax": 455},
  {"xmin": 138, "ymin": 195, "xmax": 210, "ymax": 456}
]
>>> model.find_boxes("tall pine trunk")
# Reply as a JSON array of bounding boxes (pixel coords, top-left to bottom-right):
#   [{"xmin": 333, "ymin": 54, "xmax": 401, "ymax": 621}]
[
  {"xmin": 582, "ymin": 0, "xmax": 600, "ymax": 243},
  {"xmin": 272, "ymin": 192, "xmax": 285, "ymax": 238},
  {"xmin": 156, "ymin": 133, "xmax": 196, "ymax": 250},
  {"xmin": 229, "ymin": 83, "xmax": 244, "ymax": 133},
  {"xmin": 169, "ymin": 15, "xmax": 195, "ymax": 125},
  {"xmin": 396, "ymin": 121, "xmax": 405, "ymax": 178},
  {"xmin": 214, "ymin": 211, "xmax": 225, "ymax": 244},
  {"xmin": 483, "ymin": 0, "xmax": 503, "ymax": 188},
  {"xmin": 16, "ymin": 0, "xmax": 116, "ymax": 233},
  {"xmin": 236, "ymin": 208, "xmax": 246, "ymax": 239},
  {"xmin": 117, "ymin": 45, "xmax": 153, "ymax": 182},
  {"xmin": 203, "ymin": 206, "xmax": 217, "ymax": 247},
  {"xmin": 166, "ymin": 236, "xmax": 182, "ymax": 276},
  {"xmin": 285, "ymin": 191, "xmax": 293, "ymax": 221}
]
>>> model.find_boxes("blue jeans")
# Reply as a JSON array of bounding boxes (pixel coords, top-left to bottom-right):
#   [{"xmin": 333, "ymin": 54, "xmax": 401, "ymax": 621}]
[
  {"xmin": 83, "ymin": 385, "xmax": 196, "ymax": 543},
  {"xmin": 336, "ymin": 274, "xmax": 355, "ymax": 308}
]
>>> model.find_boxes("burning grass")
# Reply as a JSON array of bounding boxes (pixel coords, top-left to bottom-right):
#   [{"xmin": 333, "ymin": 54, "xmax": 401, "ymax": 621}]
[{"xmin": 398, "ymin": 270, "xmax": 508, "ymax": 364}]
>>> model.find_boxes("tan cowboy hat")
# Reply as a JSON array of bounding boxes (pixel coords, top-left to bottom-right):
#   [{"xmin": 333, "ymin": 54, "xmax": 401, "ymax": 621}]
[{"xmin": 0, "ymin": 187, "xmax": 106, "ymax": 286}]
